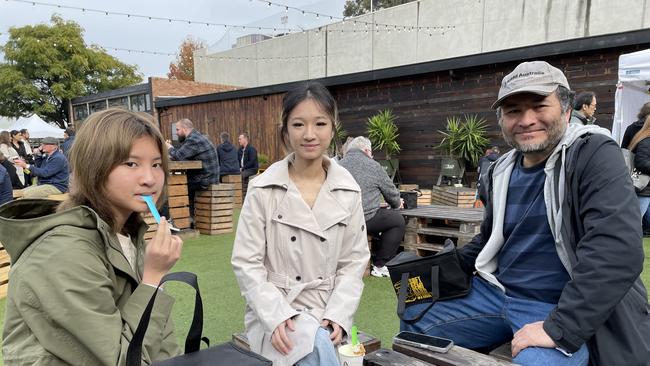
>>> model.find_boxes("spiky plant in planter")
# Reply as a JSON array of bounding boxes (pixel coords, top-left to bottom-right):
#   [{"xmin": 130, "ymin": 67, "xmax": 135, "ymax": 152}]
[{"xmin": 367, "ymin": 109, "xmax": 401, "ymax": 180}]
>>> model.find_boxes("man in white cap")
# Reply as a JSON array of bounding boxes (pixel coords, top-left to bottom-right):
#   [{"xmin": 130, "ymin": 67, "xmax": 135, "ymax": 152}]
[
  {"xmin": 15, "ymin": 136, "xmax": 69, "ymax": 198},
  {"xmin": 401, "ymin": 61, "xmax": 649, "ymax": 366}
]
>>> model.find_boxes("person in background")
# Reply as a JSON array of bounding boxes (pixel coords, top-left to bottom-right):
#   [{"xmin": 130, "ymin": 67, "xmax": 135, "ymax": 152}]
[
  {"xmin": 19, "ymin": 129, "xmax": 32, "ymax": 156},
  {"xmin": 217, "ymin": 132, "xmax": 241, "ymax": 179},
  {"xmin": 626, "ymin": 115, "xmax": 650, "ymax": 222},
  {"xmin": 402, "ymin": 61, "xmax": 648, "ymax": 366},
  {"xmin": 238, "ymin": 132, "xmax": 259, "ymax": 194},
  {"xmin": 477, "ymin": 146, "xmax": 500, "ymax": 180},
  {"xmin": 15, "ymin": 137, "xmax": 69, "ymax": 198},
  {"xmin": 165, "ymin": 118, "xmax": 219, "ymax": 219},
  {"xmin": 0, "ymin": 159, "xmax": 12, "ymax": 205},
  {"xmin": 621, "ymin": 102, "xmax": 650, "ymax": 149},
  {"xmin": 0, "ymin": 152, "xmax": 24, "ymax": 190},
  {"xmin": 622, "ymin": 102, "xmax": 650, "ymax": 236},
  {"xmin": 0, "ymin": 108, "xmax": 182, "ymax": 364},
  {"xmin": 10, "ymin": 130, "xmax": 28, "ymax": 161},
  {"xmin": 0, "ymin": 131, "xmax": 25, "ymax": 188},
  {"xmin": 569, "ymin": 91, "xmax": 597, "ymax": 125},
  {"xmin": 232, "ymin": 81, "xmax": 369, "ymax": 366},
  {"xmin": 339, "ymin": 136, "xmax": 405, "ymax": 278},
  {"xmin": 61, "ymin": 127, "xmax": 76, "ymax": 158}
]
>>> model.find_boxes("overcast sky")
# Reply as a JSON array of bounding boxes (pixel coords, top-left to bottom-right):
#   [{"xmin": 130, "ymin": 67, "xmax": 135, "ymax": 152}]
[{"xmin": 0, "ymin": 0, "xmax": 346, "ymax": 78}]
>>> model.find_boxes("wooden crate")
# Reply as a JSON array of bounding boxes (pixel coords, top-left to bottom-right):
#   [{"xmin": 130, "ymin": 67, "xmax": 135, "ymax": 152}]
[
  {"xmin": 195, "ymin": 184, "xmax": 235, "ymax": 235},
  {"xmin": 400, "ymin": 205, "xmax": 483, "ymax": 255},
  {"xmin": 221, "ymin": 175, "xmax": 243, "ymax": 208},
  {"xmin": 0, "ymin": 243, "xmax": 10, "ymax": 299},
  {"xmin": 167, "ymin": 173, "xmax": 191, "ymax": 229},
  {"xmin": 417, "ymin": 189, "xmax": 432, "ymax": 206},
  {"xmin": 430, "ymin": 186, "xmax": 476, "ymax": 208}
]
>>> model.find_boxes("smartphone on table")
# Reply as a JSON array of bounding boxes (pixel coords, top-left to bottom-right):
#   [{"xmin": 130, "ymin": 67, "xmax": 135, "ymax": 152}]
[{"xmin": 393, "ymin": 331, "xmax": 454, "ymax": 353}]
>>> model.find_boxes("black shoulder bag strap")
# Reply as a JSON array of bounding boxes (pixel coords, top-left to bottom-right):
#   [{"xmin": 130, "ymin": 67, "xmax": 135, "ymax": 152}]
[
  {"xmin": 126, "ymin": 272, "xmax": 205, "ymax": 366},
  {"xmin": 396, "ymin": 266, "xmax": 440, "ymax": 324}
]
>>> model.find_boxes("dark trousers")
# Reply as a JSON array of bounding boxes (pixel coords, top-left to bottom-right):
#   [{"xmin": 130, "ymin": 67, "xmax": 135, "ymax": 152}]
[
  {"xmin": 366, "ymin": 208, "xmax": 406, "ymax": 267},
  {"xmin": 241, "ymin": 169, "xmax": 257, "ymax": 200}
]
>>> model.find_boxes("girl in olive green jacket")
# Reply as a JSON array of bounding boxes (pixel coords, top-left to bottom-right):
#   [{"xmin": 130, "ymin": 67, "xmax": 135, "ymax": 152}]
[{"xmin": 0, "ymin": 109, "xmax": 183, "ymax": 365}]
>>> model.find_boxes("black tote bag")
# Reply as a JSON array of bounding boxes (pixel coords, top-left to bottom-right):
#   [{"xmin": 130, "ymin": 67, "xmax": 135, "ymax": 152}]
[
  {"xmin": 386, "ymin": 240, "xmax": 471, "ymax": 323},
  {"xmin": 126, "ymin": 272, "xmax": 271, "ymax": 366}
]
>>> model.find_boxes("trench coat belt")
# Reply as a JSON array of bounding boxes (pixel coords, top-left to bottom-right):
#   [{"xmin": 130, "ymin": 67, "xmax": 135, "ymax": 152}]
[{"xmin": 267, "ymin": 270, "xmax": 335, "ymax": 304}]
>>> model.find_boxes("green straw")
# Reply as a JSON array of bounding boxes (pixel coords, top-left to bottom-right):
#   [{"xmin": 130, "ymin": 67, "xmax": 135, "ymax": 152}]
[{"xmin": 351, "ymin": 325, "xmax": 359, "ymax": 346}]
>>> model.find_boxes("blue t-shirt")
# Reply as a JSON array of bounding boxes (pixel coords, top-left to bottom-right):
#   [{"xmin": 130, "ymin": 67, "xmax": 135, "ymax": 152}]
[{"xmin": 495, "ymin": 156, "xmax": 570, "ymax": 304}]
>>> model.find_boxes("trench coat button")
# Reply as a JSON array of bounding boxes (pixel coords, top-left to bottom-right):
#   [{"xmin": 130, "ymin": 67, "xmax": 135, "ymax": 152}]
[
  {"xmin": 361, "ymin": 225, "xmax": 365, "ymax": 231},
  {"xmin": 291, "ymin": 236, "xmax": 296, "ymax": 242},
  {"xmin": 278, "ymin": 214, "xmax": 283, "ymax": 219},
  {"xmin": 320, "ymin": 237, "xmax": 326, "ymax": 242},
  {"xmin": 295, "ymin": 276, "xmax": 302, "ymax": 281},
  {"xmin": 317, "ymin": 276, "xmax": 323, "ymax": 280}
]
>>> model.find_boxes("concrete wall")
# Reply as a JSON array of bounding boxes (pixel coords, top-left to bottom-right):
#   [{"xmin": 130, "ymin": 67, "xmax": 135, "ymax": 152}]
[{"xmin": 194, "ymin": 0, "xmax": 650, "ymax": 87}]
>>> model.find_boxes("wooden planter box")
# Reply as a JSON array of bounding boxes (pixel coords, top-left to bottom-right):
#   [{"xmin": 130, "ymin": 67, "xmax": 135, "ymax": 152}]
[{"xmin": 430, "ymin": 186, "xmax": 476, "ymax": 208}]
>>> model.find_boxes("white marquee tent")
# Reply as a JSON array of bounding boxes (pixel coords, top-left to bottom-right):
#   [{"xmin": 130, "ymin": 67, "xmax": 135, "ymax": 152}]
[
  {"xmin": 612, "ymin": 49, "xmax": 650, "ymax": 144},
  {"xmin": 9, "ymin": 114, "xmax": 65, "ymax": 139},
  {"xmin": 0, "ymin": 116, "xmax": 17, "ymax": 131}
]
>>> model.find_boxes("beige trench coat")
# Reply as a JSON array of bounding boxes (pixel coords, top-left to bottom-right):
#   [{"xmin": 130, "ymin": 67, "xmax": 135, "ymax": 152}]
[{"xmin": 232, "ymin": 154, "xmax": 370, "ymax": 364}]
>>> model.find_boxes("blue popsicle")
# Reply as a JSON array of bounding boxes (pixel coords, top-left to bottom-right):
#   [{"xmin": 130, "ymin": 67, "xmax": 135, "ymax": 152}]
[{"xmin": 141, "ymin": 195, "xmax": 180, "ymax": 232}]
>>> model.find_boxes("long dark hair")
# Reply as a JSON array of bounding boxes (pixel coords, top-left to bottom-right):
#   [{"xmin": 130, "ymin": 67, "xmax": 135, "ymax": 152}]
[{"xmin": 280, "ymin": 81, "xmax": 339, "ymax": 152}]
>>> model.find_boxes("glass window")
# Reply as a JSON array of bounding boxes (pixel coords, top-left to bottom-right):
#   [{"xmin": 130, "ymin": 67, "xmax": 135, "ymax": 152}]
[
  {"xmin": 89, "ymin": 100, "xmax": 107, "ymax": 114},
  {"xmin": 73, "ymin": 104, "xmax": 88, "ymax": 121},
  {"xmin": 108, "ymin": 96, "xmax": 128, "ymax": 108},
  {"xmin": 130, "ymin": 94, "xmax": 147, "ymax": 112},
  {"xmin": 145, "ymin": 93, "xmax": 152, "ymax": 111}
]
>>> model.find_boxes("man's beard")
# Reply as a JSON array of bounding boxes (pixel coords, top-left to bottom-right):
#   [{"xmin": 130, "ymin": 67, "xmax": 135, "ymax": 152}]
[
  {"xmin": 178, "ymin": 135, "xmax": 186, "ymax": 143},
  {"xmin": 502, "ymin": 115, "xmax": 567, "ymax": 154}
]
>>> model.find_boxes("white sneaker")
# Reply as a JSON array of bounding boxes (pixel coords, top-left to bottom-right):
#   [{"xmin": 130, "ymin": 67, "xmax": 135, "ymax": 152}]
[{"xmin": 371, "ymin": 265, "xmax": 390, "ymax": 278}]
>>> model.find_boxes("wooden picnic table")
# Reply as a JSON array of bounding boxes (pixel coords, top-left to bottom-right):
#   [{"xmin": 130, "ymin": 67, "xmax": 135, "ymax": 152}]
[
  {"xmin": 364, "ymin": 344, "xmax": 515, "ymax": 366},
  {"xmin": 400, "ymin": 205, "xmax": 484, "ymax": 254}
]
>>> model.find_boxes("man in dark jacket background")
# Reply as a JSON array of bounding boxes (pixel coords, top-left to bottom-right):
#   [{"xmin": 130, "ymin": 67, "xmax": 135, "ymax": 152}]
[
  {"xmin": 237, "ymin": 132, "xmax": 258, "ymax": 198},
  {"xmin": 217, "ymin": 132, "xmax": 240, "ymax": 179},
  {"xmin": 401, "ymin": 61, "xmax": 649, "ymax": 366},
  {"xmin": 166, "ymin": 119, "xmax": 219, "ymax": 217}
]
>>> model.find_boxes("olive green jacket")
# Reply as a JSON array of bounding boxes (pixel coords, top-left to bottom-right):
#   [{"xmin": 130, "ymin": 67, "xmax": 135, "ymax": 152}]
[{"xmin": 0, "ymin": 199, "xmax": 180, "ymax": 365}]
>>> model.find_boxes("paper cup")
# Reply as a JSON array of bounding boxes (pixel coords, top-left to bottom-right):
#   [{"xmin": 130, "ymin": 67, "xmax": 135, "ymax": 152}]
[{"xmin": 338, "ymin": 344, "xmax": 364, "ymax": 366}]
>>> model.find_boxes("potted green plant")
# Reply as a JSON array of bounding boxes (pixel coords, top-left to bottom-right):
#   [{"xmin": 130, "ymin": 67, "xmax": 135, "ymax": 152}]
[
  {"xmin": 438, "ymin": 114, "xmax": 490, "ymax": 183},
  {"xmin": 366, "ymin": 109, "xmax": 401, "ymax": 180},
  {"xmin": 329, "ymin": 122, "xmax": 348, "ymax": 158},
  {"xmin": 257, "ymin": 153, "xmax": 270, "ymax": 172}
]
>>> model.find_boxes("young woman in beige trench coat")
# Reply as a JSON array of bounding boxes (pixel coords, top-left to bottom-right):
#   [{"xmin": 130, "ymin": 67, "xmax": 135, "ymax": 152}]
[{"xmin": 232, "ymin": 82, "xmax": 370, "ymax": 366}]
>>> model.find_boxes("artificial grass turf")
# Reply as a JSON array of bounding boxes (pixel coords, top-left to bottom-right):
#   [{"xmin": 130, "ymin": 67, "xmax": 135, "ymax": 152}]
[{"xmin": 0, "ymin": 222, "xmax": 648, "ymax": 363}]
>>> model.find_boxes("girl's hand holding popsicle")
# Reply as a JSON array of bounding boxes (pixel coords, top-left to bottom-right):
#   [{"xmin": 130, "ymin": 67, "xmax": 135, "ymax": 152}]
[{"xmin": 142, "ymin": 217, "xmax": 183, "ymax": 286}]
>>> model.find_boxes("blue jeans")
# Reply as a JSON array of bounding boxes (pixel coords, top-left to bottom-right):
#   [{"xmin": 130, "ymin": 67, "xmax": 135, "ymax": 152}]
[
  {"xmin": 639, "ymin": 196, "xmax": 650, "ymax": 219},
  {"xmin": 296, "ymin": 327, "xmax": 339, "ymax": 366},
  {"xmin": 401, "ymin": 277, "xmax": 589, "ymax": 366}
]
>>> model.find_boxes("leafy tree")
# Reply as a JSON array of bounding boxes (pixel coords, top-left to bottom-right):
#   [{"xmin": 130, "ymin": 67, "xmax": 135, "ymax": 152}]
[
  {"xmin": 0, "ymin": 16, "xmax": 141, "ymax": 127},
  {"xmin": 343, "ymin": 0, "xmax": 416, "ymax": 17},
  {"xmin": 168, "ymin": 36, "xmax": 205, "ymax": 81}
]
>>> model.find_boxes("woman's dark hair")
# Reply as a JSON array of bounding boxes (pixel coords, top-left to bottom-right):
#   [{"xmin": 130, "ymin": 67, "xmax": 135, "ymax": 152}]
[
  {"xmin": 280, "ymin": 81, "xmax": 338, "ymax": 151},
  {"xmin": 573, "ymin": 91, "xmax": 596, "ymax": 110},
  {"xmin": 637, "ymin": 102, "xmax": 650, "ymax": 121}
]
